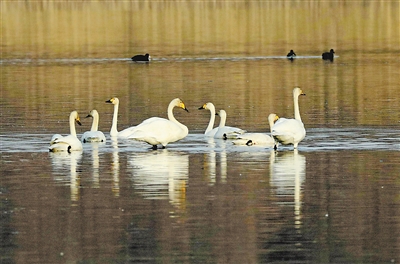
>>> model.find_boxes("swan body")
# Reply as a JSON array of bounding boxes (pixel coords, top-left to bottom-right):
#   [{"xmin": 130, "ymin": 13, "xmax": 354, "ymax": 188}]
[
  {"xmin": 214, "ymin": 109, "xmax": 246, "ymax": 139},
  {"xmin": 81, "ymin": 110, "xmax": 106, "ymax": 143},
  {"xmin": 128, "ymin": 98, "xmax": 189, "ymax": 149},
  {"xmin": 105, "ymin": 97, "xmax": 137, "ymax": 138},
  {"xmin": 272, "ymin": 87, "xmax": 306, "ymax": 149},
  {"xmin": 198, "ymin": 102, "xmax": 219, "ymax": 137},
  {"xmin": 233, "ymin": 113, "xmax": 279, "ymax": 146},
  {"xmin": 49, "ymin": 111, "xmax": 83, "ymax": 152}
]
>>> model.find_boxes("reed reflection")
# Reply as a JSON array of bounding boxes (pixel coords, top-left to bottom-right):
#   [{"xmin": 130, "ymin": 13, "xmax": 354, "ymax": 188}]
[
  {"xmin": 127, "ymin": 150, "xmax": 189, "ymax": 208},
  {"xmin": 49, "ymin": 151, "xmax": 82, "ymax": 202}
]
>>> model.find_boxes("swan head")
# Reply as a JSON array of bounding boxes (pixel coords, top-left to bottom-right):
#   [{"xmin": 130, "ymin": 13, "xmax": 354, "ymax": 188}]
[
  {"xmin": 268, "ymin": 113, "xmax": 279, "ymax": 123},
  {"xmin": 216, "ymin": 109, "xmax": 227, "ymax": 119},
  {"xmin": 173, "ymin": 98, "xmax": 189, "ymax": 112},
  {"xmin": 198, "ymin": 102, "xmax": 214, "ymax": 111},
  {"xmin": 71, "ymin": 111, "xmax": 82, "ymax": 126},
  {"xmin": 105, "ymin": 97, "xmax": 119, "ymax": 105},
  {"xmin": 293, "ymin": 87, "xmax": 306, "ymax": 97},
  {"xmin": 86, "ymin": 109, "xmax": 98, "ymax": 118}
]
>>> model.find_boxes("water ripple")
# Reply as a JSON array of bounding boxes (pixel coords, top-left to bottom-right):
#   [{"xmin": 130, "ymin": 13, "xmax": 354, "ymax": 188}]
[{"xmin": 0, "ymin": 128, "xmax": 398, "ymax": 153}]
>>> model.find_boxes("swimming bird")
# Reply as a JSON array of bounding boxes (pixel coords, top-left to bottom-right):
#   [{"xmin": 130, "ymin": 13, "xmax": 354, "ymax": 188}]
[
  {"xmin": 214, "ymin": 109, "xmax": 246, "ymax": 139},
  {"xmin": 49, "ymin": 111, "xmax": 83, "ymax": 153},
  {"xmin": 128, "ymin": 98, "xmax": 189, "ymax": 149},
  {"xmin": 131, "ymin": 53, "xmax": 150, "ymax": 62},
  {"xmin": 198, "ymin": 102, "xmax": 220, "ymax": 137},
  {"xmin": 105, "ymin": 97, "xmax": 138, "ymax": 138},
  {"xmin": 272, "ymin": 87, "xmax": 306, "ymax": 149},
  {"xmin": 287, "ymin": 50, "xmax": 296, "ymax": 60},
  {"xmin": 322, "ymin": 49, "xmax": 335, "ymax": 61},
  {"xmin": 81, "ymin": 109, "xmax": 106, "ymax": 143},
  {"xmin": 233, "ymin": 113, "xmax": 279, "ymax": 146}
]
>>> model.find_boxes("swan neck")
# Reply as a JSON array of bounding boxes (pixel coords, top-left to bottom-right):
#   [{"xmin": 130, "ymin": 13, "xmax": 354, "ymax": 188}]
[
  {"xmin": 91, "ymin": 112, "xmax": 99, "ymax": 131},
  {"xmin": 110, "ymin": 102, "xmax": 119, "ymax": 136},
  {"xmin": 219, "ymin": 114, "xmax": 226, "ymax": 127},
  {"xmin": 205, "ymin": 105, "xmax": 216, "ymax": 134},
  {"xmin": 167, "ymin": 102, "xmax": 178, "ymax": 123},
  {"xmin": 294, "ymin": 93, "xmax": 302, "ymax": 122},
  {"xmin": 167, "ymin": 101, "xmax": 186, "ymax": 131},
  {"xmin": 69, "ymin": 113, "xmax": 77, "ymax": 137},
  {"xmin": 268, "ymin": 117, "xmax": 275, "ymax": 133}
]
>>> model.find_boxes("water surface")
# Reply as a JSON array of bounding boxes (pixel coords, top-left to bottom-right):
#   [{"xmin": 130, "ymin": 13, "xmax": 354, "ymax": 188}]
[{"xmin": 1, "ymin": 1, "xmax": 400, "ymax": 263}]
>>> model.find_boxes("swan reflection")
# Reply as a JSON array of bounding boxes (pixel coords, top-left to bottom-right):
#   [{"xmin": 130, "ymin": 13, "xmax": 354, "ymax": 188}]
[
  {"xmin": 111, "ymin": 137, "xmax": 120, "ymax": 197},
  {"xmin": 127, "ymin": 150, "xmax": 189, "ymax": 207},
  {"xmin": 204, "ymin": 138, "xmax": 228, "ymax": 184},
  {"xmin": 50, "ymin": 151, "xmax": 82, "ymax": 202},
  {"xmin": 270, "ymin": 149, "xmax": 306, "ymax": 224},
  {"xmin": 90, "ymin": 144, "xmax": 100, "ymax": 188}
]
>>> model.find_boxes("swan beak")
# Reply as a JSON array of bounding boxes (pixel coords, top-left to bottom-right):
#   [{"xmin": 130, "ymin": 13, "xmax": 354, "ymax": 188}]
[
  {"xmin": 76, "ymin": 119, "xmax": 82, "ymax": 126},
  {"xmin": 198, "ymin": 104, "xmax": 207, "ymax": 110},
  {"xmin": 275, "ymin": 115, "xmax": 279, "ymax": 121},
  {"xmin": 179, "ymin": 102, "xmax": 189, "ymax": 112},
  {"xmin": 85, "ymin": 114, "xmax": 92, "ymax": 118},
  {"xmin": 105, "ymin": 98, "xmax": 114, "ymax": 103}
]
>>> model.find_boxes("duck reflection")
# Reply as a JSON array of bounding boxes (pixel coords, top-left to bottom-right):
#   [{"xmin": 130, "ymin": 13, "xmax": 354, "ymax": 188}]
[
  {"xmin": 127, "ymin": 150, "xmax": 189, "ymax": 207},
  {"xmin": 50, "ymin": 151, "xmax": 82, "ymax": 202},
  {"xmin": 270, "ymin": 149, "xmax": 305, "ymax": 223}
]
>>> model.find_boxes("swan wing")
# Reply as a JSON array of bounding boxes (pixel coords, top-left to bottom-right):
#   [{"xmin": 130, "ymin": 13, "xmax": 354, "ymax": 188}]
[
  {"xmin": 205, "ymin": 127, "xmax": 218, "ymax": 137},
  {"xmin": 233, "ymin": 133, "xmax": 275, "ymax": 146},
  {"xmin": 117, "ymin": 126, "xmax": 137, "ymax": 138},
  {"xmin": 272, "ymin": 119, "xmax": 305, "ymax": 145},
  {"xmin": 215, "ymin": 126, "xmax": 246, "ymax": 139},
  {"xmin": 128, "ymin": 118, "xmax": 188, "ymax": 146},
  {"xmin": 49, "ymin": 135, "xmax": 82, "ymax": 152},
  {"xmin": 50, "ymin": 134, "xmax": 63, "ymax": 145},
  {"xmin": 81, "ymin": 131, "xmax": 106, "ymax": 143}
]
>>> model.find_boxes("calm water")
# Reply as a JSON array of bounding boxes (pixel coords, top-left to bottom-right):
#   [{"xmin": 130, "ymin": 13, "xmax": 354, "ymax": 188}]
[{"xmin": 1, "ymin": 2, "xmax": 400, "ymax": 263}]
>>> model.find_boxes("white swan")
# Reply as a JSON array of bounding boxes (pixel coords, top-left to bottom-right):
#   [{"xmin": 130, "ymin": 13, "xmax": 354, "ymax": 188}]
[
  {"xmin": 198, "ymin": 102, "xmax": 219, "ymax": 137},
  {"xmin": 105, "ymin": 97, "xmax": 137, "ymax": 138},
  {"xmin": 81, "ymin": 109, "xmax": 106, "ymax": 143},
  {"xmin": 214, "ymin": 109, "xmax": 246, "ymax": 139},
  {"xmin": 233, "ymin": 113, "xmax": 279, "ymax": 146},
  {"xmin": 128, "ymin": 98, "xmax": 189, "ymax": 149},
  {"xmin": 272, "ymin": 87, "xmax": 306, "ymax": 149},
  {"xmin": 49, "ymin": 111, "xmax": 83, "ymax": 152}
]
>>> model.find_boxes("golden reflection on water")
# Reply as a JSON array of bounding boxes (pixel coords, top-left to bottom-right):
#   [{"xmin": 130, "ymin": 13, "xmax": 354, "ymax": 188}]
[
  {"xmin": 2, "ymin": 0, "xmax": 400, "ymax": 131},
  {"xmin": 2, "ymin": 1, "xmax": 399, "ymax": 58}
]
